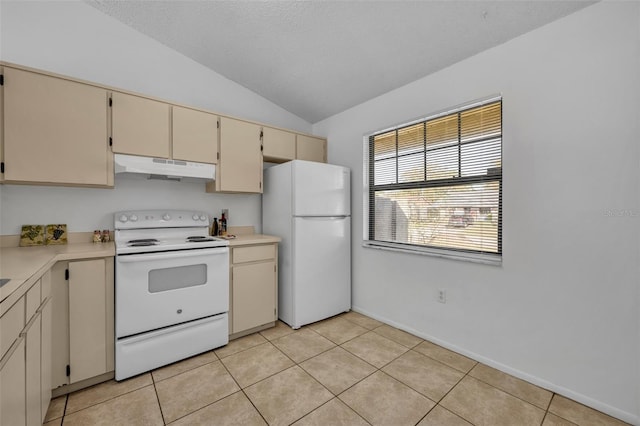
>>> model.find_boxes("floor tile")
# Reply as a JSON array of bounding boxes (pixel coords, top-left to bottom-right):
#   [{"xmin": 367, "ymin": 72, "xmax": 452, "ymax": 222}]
[
  {"xmin": 440, "ymin": 376, "xmax": 545, "ymax": 426},
  {"xmin": 272, "ymin": 328, "xmax": 336, "ymax": 363},
  {"xmin": 66, "ymin": 373, "xmax": 152, "ymax": 414},
  {"xmin": 373, "ymin": 324, "xmax": 422, "ymax": 348},
  {"xmin": 155, "ymin": 361, "xmax": 240, "ymax": 423},
  {"xmin": 382, "ymin": 350, "xmax": 464, "ymax": 401},
  {"xmin": 44, "ymin": 395, "xmax": 66, "ymax": 421},
  {"xmin": 260, "ymin": 320, "xmax": 296, "ymax": 341},
  {"xmin": 221, "ymin": 342, "xmax": 294, "ymax": 388},
  {"xmin": 469, "ymin": 363, "xmax": 552, "ymax": 409},
  {"xmin": 339, "ymin": 371, "xmax": 435, "ymax": 426},
  {"xmin": 542, "ymin": 412, "xmax": 579, "ymax": 425},
  {"xmin": 300, "ymin": 346, "xmax": 376, "ymax": 395},
  {"xmin": 342, "ymin": 331, "xmax": 408, "ymax": 368},
  {"xmin": 413, "ymin": 341, "xmax": 477, "ymax": 373},
  {"xmin": 245, "ymin": 366, "xmax": 333, "ymax": 426},
  {"xmin": 417, "ymin": 405, "xmax": 473, "ymax": 426},
  {"xmin": 293, "ymin": 398, "xmax": 369, "ymax": 426},
  {"xmin": 548, "ymin": 394, "xmax": 628, "ymax": 426},
  {"xmin": 169, "ymin": 391, "xmax": 266, "ymax": 426},
  {"xmin": 215, "ymin": 332, "xmax": 267, "ymax": 359},
  {"xmin": 309, "ymin": 316, "xmax": 368, "ymax": 344},
  {"xmin": 152, "ymin": 350, "xmax": 218, "ymax": 382},
  {"xmin": 342, "ymin": 311, "xmax": 384, "ymax": 330},
  {"xmin": 63, "ymin": 385, "xmax": 163, "ymax": 426}
]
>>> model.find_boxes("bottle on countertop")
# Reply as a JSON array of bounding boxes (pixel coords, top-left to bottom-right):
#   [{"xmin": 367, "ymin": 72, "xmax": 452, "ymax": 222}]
[
  {"xmin": 212, "ymin": 218, "xmax": 219, "ymax": 237},
  {"xmin": 93, "ymin": 230, "xmax": 102, "ymax": 243},
  {"xmin": 220, "ymin": 213, "xmax": 227, "ymax": 236},
  {"xmin": 101, "ymin": 230, "xmax": 110, "ymax": 243}
]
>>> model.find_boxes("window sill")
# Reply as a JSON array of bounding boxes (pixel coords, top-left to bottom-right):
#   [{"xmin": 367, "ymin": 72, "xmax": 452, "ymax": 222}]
[{"xmin": 362, "ymin": 241, "xmax": 502, "ymax": 266}]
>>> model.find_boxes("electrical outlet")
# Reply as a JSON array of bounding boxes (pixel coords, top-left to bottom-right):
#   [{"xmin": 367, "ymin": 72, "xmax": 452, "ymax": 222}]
[{"xmin": 437, "ymin": 289, "xmax": 447, "ymax": 303}]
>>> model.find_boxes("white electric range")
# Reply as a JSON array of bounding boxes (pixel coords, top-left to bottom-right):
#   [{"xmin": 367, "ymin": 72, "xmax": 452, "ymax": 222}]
[{"xmin": 114, "ymin": 209, "xmax": 229, "ymax": 381}]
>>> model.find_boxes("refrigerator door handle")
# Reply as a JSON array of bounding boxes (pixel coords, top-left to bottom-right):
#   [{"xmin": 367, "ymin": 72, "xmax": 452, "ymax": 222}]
[{"xmin": 295, "ymin": 216, "xmax": 349, "ymax": 220}]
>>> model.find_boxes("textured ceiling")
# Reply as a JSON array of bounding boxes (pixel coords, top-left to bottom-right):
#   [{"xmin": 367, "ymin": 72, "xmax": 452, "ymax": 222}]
[{"xmin": 87, "ymin": 1, "xmax": 595, "ymax": 124}]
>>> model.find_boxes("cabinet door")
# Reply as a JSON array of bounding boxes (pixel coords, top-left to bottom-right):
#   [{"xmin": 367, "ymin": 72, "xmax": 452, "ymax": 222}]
[
  {"xmin": 216, "ymin": 117, "xmax": 262, "ymax": 193},
  {"xmin": 25, "ymin": 315, "xmax": 42, "ymax": 426},
  {"xmin": 232, "ymin": 261, "xmax": 276, "ymax": 333},
  {"xmin": 69, "ymin": 259, "xmax": 107, "ymax": 384},
  {"xmin": 3, "ymin": 67, "xmax": 111, "ymax": 185},
  {"xmin": 296, "ymin": 135, "xmax": 326, "ymax": 163},
  {"xmin": 40, "ymin": 299, "xmax": 52, "ymax": 424},
  {"xmin": 0, "ymin": 339, "xmax": 26, "ymax": 426},
  {"xmin": 263, "ymin": 127, "xmax": 295, "ymax": 163},
  {"xmin": 172, "ymin": 106, "xmax": 218, "ymax": 164},
  {"xmin": 111, "ymin": 92, "xmax": 170, "ymax": 158}
]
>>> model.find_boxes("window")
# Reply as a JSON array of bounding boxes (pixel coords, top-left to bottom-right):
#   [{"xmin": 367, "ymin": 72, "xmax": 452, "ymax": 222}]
[{"xmin": 366, "ymin": 98, "xmax": 502, "ymax": 260}]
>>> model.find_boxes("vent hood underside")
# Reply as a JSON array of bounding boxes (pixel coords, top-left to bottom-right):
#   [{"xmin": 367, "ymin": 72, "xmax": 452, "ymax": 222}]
[{"xmin": 114, "ymin": 153, "xmax": 215, "ymax": 181}]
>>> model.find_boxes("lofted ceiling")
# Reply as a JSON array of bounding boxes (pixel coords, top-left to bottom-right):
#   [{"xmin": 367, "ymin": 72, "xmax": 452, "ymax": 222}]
[{"xmin": 87, "ymin": 1, "xmax": 595, "ymax": 124}]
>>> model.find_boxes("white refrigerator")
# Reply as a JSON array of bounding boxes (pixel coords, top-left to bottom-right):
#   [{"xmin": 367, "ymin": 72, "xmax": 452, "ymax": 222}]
[{"xmin": 263, "ymin": 160, "xmax": 351, "ymax": 329}]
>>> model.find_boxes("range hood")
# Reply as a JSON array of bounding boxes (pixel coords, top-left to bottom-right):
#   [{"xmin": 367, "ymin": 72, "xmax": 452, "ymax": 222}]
[{"xmin": 114, "ymin": 154, "xmax": 215, "ymax": 181}]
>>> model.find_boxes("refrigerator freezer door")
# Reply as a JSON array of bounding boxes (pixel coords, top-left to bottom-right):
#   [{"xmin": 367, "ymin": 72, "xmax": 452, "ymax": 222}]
[
  {"xmin": 291, "ymin": 216, "xmax": 351, "ymax": 328},
  {"xmin": 293, "ymin": 161, "xmax": 350, "ymax": 217}
]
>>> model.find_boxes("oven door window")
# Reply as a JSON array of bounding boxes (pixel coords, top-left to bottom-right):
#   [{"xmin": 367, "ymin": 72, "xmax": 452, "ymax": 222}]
[{"xmin": 148, "ymin": 264, "xmax": 207, "ymax": 293}]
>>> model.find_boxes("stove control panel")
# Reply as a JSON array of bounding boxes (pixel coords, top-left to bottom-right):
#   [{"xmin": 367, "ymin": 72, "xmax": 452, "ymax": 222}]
[{"xmin": 114, "ymin": 210, "xmax": 210, "ymax": 229}]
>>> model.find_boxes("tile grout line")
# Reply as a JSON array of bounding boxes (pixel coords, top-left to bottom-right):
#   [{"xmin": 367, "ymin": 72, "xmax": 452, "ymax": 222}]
[{"xmin": 150, "ymin": 370, "xmax": 167, "ymax": 425}]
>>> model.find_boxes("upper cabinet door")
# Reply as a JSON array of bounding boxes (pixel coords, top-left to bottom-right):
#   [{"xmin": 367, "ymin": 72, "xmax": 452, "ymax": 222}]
[
  {"xmin": 3, "ymin": 68, "xmax": 111, "ymax": 186},
  {"xmin": 172, "ymin": 106, "xmax": 218, "ymax": 164},
  {"xmin": 262, "ymin": 127, "xmax": 295, "ymax": 163},
  {"xmin": 111, "ymin": 92, "xmax": 170, "ymax": 158},
  {"xmin": 296, "ymin": 135, "xmax": 327, "ymax": 163},
  {"xmin": 217, "ymin": 117, "xmax": 262, "ymax": 193}
]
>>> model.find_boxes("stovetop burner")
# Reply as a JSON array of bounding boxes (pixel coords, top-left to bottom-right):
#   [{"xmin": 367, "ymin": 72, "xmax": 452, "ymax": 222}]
[
  {"xmin": 187, "ymin": 236, "xmax": 216, "ymax": 242},
  {"xmin": 128, "ymin": 239, "xmax": 159, "ymax": 244}
]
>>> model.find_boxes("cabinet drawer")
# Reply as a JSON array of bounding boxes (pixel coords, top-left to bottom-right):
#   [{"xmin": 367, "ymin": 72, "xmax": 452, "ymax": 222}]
[
  {"xmin": 1, "ymin": 297, "xmax": 25, "ymax": 360},
  {"xmin": 26, "ymin": 279, "xmax": 41, "ymax": 320},
  {"xmin": 232, "ymin": 245, "xmax": 276, "ymax": 264}
]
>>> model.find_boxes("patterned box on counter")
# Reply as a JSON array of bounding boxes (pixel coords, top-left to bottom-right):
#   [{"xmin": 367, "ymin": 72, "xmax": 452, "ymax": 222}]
[
  {"xmin": 45, "ymin": 224, "xmax": 68, "ymax": 245},
  {"xmin": 20, "ymin": 225, "xmax": 45, "ymax": 246}
]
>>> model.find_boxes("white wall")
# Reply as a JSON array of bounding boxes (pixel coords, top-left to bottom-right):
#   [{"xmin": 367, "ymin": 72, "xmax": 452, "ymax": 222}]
[
  {"xmin": 0, "ymin": 0, "xmax": 312, "ymax": 235},
  {"xmin": 314, "ymin": 2, "xmax": 640, "ymax": 423}
]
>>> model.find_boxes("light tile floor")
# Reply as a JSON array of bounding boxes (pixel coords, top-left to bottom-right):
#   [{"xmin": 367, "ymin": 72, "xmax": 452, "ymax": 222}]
[{"xmin": 44, "ymin": 312, "xmax": 629, "ymax": 426}]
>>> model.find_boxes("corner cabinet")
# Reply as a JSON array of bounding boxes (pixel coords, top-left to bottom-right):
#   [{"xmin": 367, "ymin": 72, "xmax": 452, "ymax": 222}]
[
  {"xmin": 229, "ymin": 243, "xmax": 278, "ymax": 338},
  {"xmin": 51, "ymin": 257, "xmax": 114, "ymax": 390},
  {"xmin": 262, "ymin": 126, "xmax": 327, "ymax": 164},
  {"xmin": 207, "ymin": 117, "xmax": 262, "ymax": 193},
  {"xmin": 1, "ymin": 67, "xmax": 113, "ymax": 187},
  {"xmin": 0, "ymin": 273, "xmax": 53, "ymax": 426}
]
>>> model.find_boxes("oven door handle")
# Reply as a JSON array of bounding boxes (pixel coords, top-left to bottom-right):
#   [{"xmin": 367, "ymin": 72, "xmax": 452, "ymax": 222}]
[{"xmin": 116, "ymin": 247, "xmax": 228, "ymax": 263}]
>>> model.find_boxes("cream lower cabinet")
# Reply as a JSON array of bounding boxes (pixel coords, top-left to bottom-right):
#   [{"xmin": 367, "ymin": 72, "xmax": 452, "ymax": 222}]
[
  {"xmin": 207, "ymin": 117, "xmax": 262, "ymax": 193},
  {"xmin": 0, "ymin": 274, "xmax": 52, "ymax": 426},
  {"xmin": 51, "ymin": 258, "xmax": 114, "ymax": 390},
  {"xmin": 230, "ymin": 243, "xmax": 278, "ymax": 337}
]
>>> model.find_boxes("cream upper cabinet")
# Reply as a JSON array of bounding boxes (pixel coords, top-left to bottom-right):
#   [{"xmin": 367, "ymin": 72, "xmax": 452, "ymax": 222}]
[
  {"xmin": 262, "ymin": 127, "xmax": 296, "ymax": 163},
  {"xmin": 2, "ymin": 67, "xmax": 112, "ymax": 186},
  {"xmin": 296, "ymin": 134, "xmax": 327, "ymax": 163},
  {"xmin": 172, "ymin": 106, "xmax": 218, "ymax": 164},
  {"xmin": 111, "ymin": 92, "xmax": 170, "ymax": 159},
  {"xmin": 207, "ymin": 117, "xmax": 262, "ymax": 193}
]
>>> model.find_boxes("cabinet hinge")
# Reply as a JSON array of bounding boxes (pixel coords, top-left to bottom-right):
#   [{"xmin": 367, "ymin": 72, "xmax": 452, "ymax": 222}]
[
  {"xmin": 109, "ymin": 97, "xmax": 112, "ymax": 107},
  {"xmin": 260, "ymin": 130, "xmax": 263, "ymax": 139},
  {"xmin": 260, "ymin": 144, "xmax": 263, "ymax": 152},
  {"xmin": 217, "ymin": 152, "xmax": 220, "ymax": 160},
  {"xmin": 109, "ymin": 137, "xmax": 113, "ymax": 147},
  {"xmin": 259, "ymin": 181, "xmax": 262, "ymax": 189},
  {"xmin": 217, "ymin": 120, "xmax": 220, "ymax": 129},
  {"xmin": 66, "ymin": 365, "xmax": 70, "ymax": 377},
  {"xmin": 65, "ymin": 269, "xmax": 69, "ymax": 280},
  {"xmin": 0, "ymin": 74, "xmax": 4, "ymax": 86},
  {"xmin": 0, "ymin": 162, "xmax": 4, "ymax": 174}
]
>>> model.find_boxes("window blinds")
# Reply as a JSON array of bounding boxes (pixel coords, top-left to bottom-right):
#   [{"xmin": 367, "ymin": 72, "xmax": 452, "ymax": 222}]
[{"xmin": 369, "ymin": 99, "xmax": 502, "ymax": 255}]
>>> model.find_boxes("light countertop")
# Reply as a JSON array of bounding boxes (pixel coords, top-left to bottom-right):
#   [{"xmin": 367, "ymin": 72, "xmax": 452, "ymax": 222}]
[
  {"xmin": 0, "ymin": 242, "xmax": 115, "ymax": 306},
  {"xmin": 226, "ymin": 234, "xmax": 281, "ymax": 246}
]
